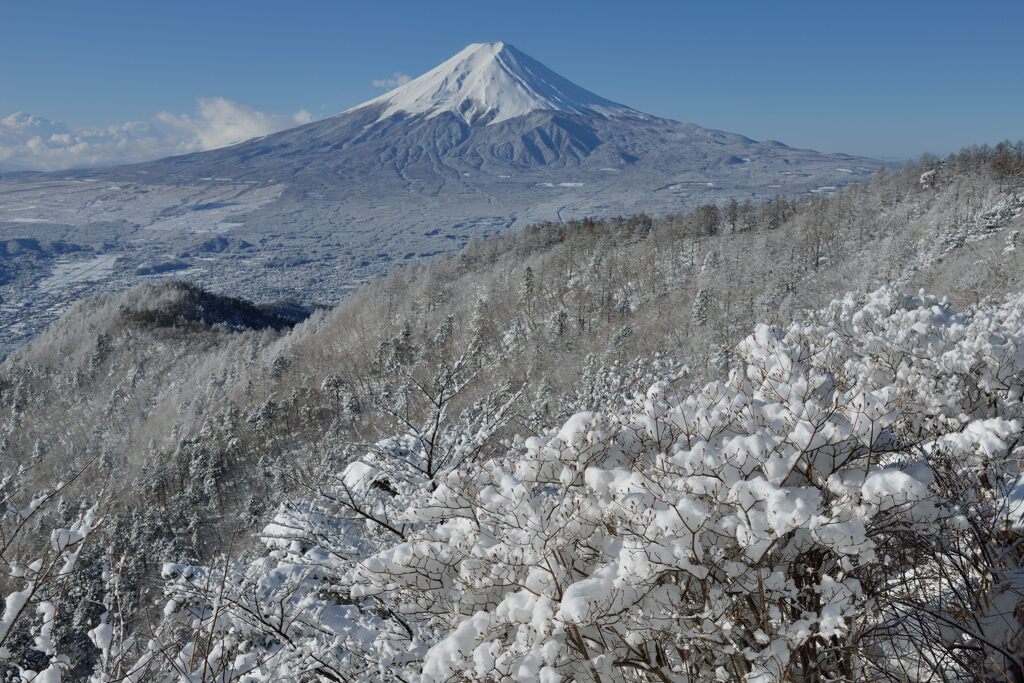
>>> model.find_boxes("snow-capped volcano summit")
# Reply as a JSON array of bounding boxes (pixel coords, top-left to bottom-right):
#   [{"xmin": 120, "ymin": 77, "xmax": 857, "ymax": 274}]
[{"xmin": 350, "ymin": 42, "xmax": 643, "ymax": 126}]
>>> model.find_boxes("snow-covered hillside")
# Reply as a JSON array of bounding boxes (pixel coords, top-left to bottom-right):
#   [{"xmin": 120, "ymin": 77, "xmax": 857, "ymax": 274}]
[{"xmin": 1, "ymin": 146, "xmax": 1023, "ymax": 680}]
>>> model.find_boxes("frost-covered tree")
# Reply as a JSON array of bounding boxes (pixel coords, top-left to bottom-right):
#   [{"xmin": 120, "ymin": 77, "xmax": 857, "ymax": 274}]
[
  {"xmin": 691, "ymin": 287, "xmax": 710, "ymax": 327},
  {"xmin": 519, "ymin": 266, "xmax": 535, "ymax": 307},
  {"xmin": 0, "ymin": 466, "xmax": 100, "ymax": 680}
]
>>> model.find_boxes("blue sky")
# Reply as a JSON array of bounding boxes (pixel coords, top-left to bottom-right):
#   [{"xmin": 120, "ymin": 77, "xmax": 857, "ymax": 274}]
[{"xmin": 1, "ymin": 0, "xmax": 1022, "ymax": 168}]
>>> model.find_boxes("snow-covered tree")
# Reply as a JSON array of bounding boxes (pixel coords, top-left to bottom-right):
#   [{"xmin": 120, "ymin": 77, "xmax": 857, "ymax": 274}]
[{"xmin": 0, "ymin": 466, "xmax": 100, "ymax": 680}]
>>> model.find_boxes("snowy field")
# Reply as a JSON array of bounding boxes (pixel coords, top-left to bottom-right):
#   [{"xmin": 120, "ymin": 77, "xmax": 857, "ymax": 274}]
[{"xmin": 37, "ymin": 253, "xmax": 119, "ymax": 292}]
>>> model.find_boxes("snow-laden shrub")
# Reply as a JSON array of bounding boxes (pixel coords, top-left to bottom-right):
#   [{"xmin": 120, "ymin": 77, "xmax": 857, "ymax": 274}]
[
  {"xmin": 133, "ymin": 287, "xmax": 1024, "ymax": 682},
  {"xmin": 0, "ymin": 467, "xmax": 100, "ymax": 682}
]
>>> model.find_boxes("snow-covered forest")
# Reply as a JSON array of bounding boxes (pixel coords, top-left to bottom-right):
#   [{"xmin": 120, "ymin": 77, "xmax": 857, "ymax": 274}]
[{"xmin": 1, "ymin": 141, "xmax": 1024, "ymax": 680}]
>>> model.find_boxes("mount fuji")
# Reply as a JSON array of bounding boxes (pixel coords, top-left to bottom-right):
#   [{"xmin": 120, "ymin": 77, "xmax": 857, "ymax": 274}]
[
  {"xmin": 115, "ymin": 41, "xmax": 873, "ymax": 191},
  {"xmin": 0, "ymin": 42, "xmax": 877, "ymax": 352}
]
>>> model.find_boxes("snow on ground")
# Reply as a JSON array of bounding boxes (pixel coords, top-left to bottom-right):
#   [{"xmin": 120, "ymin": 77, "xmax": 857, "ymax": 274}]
[
  {"xmin": 0, "ymin": 179, "xmax": 283, "ymax": 233},
  {"xmin": 37, "ymin": 254, "xmax": 118, "ymax": 293}
]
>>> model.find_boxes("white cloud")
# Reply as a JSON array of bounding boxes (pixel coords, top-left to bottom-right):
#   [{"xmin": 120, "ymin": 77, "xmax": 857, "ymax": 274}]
[
  {"xmin": 156, "ymin": 97, "xmax": 312, "ymax": 151},
  {"xmin": 0, "ymin": 98, "xmax": 314, "ymax": 172},
  {"xmin": 371, "ymin": 72, "xmax": 412, "ymax": 89}
]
